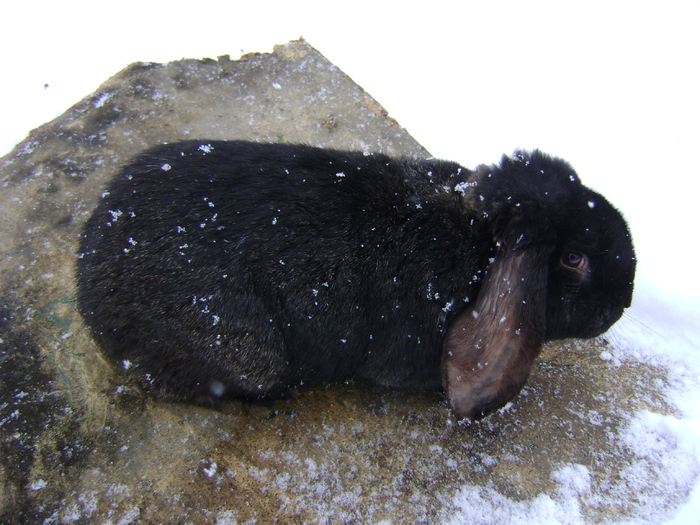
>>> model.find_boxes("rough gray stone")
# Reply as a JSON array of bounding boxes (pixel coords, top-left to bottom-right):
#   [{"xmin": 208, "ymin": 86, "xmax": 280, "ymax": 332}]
[{"xmin": 0, "ymin": 40, "xmax": 675, "ymax": 523}]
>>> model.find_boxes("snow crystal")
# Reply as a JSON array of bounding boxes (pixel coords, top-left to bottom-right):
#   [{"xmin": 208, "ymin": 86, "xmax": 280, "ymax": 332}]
[
  {"xmin": 587, "ymin": 201, "xmax": 596, "ymax": 208},
  {"xmin": 121, "ymin": 360, "xmax": 132, "ymax": 370},
  {"xmin": 551, "ymin": 464, "xmax": 591, "ymax": 498},
  {"xmin": 209, "ymin": 380, "xmax": 225, "ymax": 397},
  {"xmin": 161, "ymin": 163, "xmax": 171, "ymax": 171},
  {"xmin": 93, "ymin": 91, "xmax": 114, "ymax": 108},
  {"xmin": 0, "ymin": 410, "xmax": 19, "ymax": 426},
  {"xmin": 77, "ymin": 491, "xmax": 98, "ymax": 517},
  {"xmin": 216, "ymin": 510, "xmax": 238, "ymax": 525},
  {"xmin": 454, "ymin": 181, "xmax": 477, "ymax": 196},
  {"xmin": 29, "ymin": 479, "xmax": 47, "ymax": 491},
  {"xmin": 599, "ymin": 350, "xmax": 614, "ymax": 361},
  {"xmin": 106, "ymin": 483, "xmax": 130, "ymax": 497},
  {"xmin": 117, "ymin": 506, "xmax": 141, "ymax": 523},
  {"xmin": 63, "ymin": 503, "xmax": 82, "ymax": 522},
  {"xmin": 198, "ymin": 144, "xmax": 214, "ymax": 154}
]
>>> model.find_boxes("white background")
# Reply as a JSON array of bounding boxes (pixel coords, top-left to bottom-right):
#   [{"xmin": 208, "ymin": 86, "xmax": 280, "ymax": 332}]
[{"xmin": 2, "ymin": 1, "xmax": 699, "ymax": 521}]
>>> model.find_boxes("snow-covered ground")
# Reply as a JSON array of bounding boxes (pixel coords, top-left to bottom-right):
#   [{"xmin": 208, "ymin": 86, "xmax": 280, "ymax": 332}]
[{"xmin": 2, "ymin": 1, "xmax": 698, "ymax": 522}]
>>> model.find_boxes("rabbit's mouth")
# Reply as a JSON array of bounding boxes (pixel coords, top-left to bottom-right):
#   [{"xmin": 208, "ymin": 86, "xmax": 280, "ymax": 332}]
[{"xmin": 546, "ymin": 304, "xmax": 626, "ymax": 341}]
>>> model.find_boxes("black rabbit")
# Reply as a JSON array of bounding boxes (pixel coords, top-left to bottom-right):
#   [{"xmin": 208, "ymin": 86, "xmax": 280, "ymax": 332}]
[{"xmin": 76, "ymin": 141, "xmax": 635, "ymax": 419}]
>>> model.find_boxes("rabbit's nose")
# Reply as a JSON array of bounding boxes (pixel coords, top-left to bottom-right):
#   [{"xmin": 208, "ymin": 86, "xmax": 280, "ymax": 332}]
[{"xmin": 599, "ymin": 305, "xmax": 625, "ymax": 333}]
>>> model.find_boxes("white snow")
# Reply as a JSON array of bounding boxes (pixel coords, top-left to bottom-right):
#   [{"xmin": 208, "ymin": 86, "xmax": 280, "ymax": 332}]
[
  {"xmin": 452, "ymin": 464, "xmax": 587, "ymax": 524},
  {"xmin": 2, "ymin": 1, "xmax": 699, "ymax": 522},
  {"xmin": 203, "ymin": 461, "xmax": 218, "ymax": 478},
  {"xmin": 93, "ymin": 91, "xmax": 114, "ymax": 108},
  {"xmin": 107, "ymin": 210, "xmax": 123, "ymax": 222},
  {"xmin": 29, "ymin": 479, "xmax": 47, "ymax": 491},
  {"xmin": 454, "ymin": 181, "xmax": 476, "ymax": 196}
]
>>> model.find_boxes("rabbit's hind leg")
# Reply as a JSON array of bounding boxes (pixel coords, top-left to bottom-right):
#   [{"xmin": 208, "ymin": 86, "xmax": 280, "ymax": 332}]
[
  {"xmin": 195, "ymin": 325, "xmax": 291, "ymax": 403},
  {"xmin": 118, "ymin": 321, "xmax": 291, "ymax": 405}
]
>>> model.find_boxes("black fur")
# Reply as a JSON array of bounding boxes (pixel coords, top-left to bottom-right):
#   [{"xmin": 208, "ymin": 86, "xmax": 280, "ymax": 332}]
[{"xmin": 76, "ymin": 141, "xmax": 635, "ymax": 419}]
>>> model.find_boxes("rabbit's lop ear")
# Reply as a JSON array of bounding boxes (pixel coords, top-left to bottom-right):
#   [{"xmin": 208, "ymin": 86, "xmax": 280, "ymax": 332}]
[
  {"xmin": 443, "ymin": 244, "xmax": 550, "ymax": 420},
  {"xmin": 443, "ymin": 150, "xmax": 569, "ymax": 419}
]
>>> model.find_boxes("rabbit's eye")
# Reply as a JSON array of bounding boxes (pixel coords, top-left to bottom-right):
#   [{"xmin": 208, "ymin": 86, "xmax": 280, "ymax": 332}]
[{"xmin": 562, "ymin": 251, "xmax": 585, "ymax": 270}]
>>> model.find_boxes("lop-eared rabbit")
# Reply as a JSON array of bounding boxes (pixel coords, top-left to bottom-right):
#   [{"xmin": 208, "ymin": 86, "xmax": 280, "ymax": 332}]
[{"xmin": 77, "ymin": 141, "xmax": 636, "ymax": 419}]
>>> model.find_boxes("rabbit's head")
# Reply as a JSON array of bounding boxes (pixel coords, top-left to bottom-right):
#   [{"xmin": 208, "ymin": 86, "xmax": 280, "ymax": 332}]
[{"xmin": 443, "ymin": 150, "xmax": 636, "ymax": 419}]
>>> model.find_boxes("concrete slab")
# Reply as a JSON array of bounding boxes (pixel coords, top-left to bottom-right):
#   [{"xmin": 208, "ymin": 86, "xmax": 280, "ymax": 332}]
[{"xmin": 0, "ymin": 40, "xmax": 676, "ymax": 523}]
